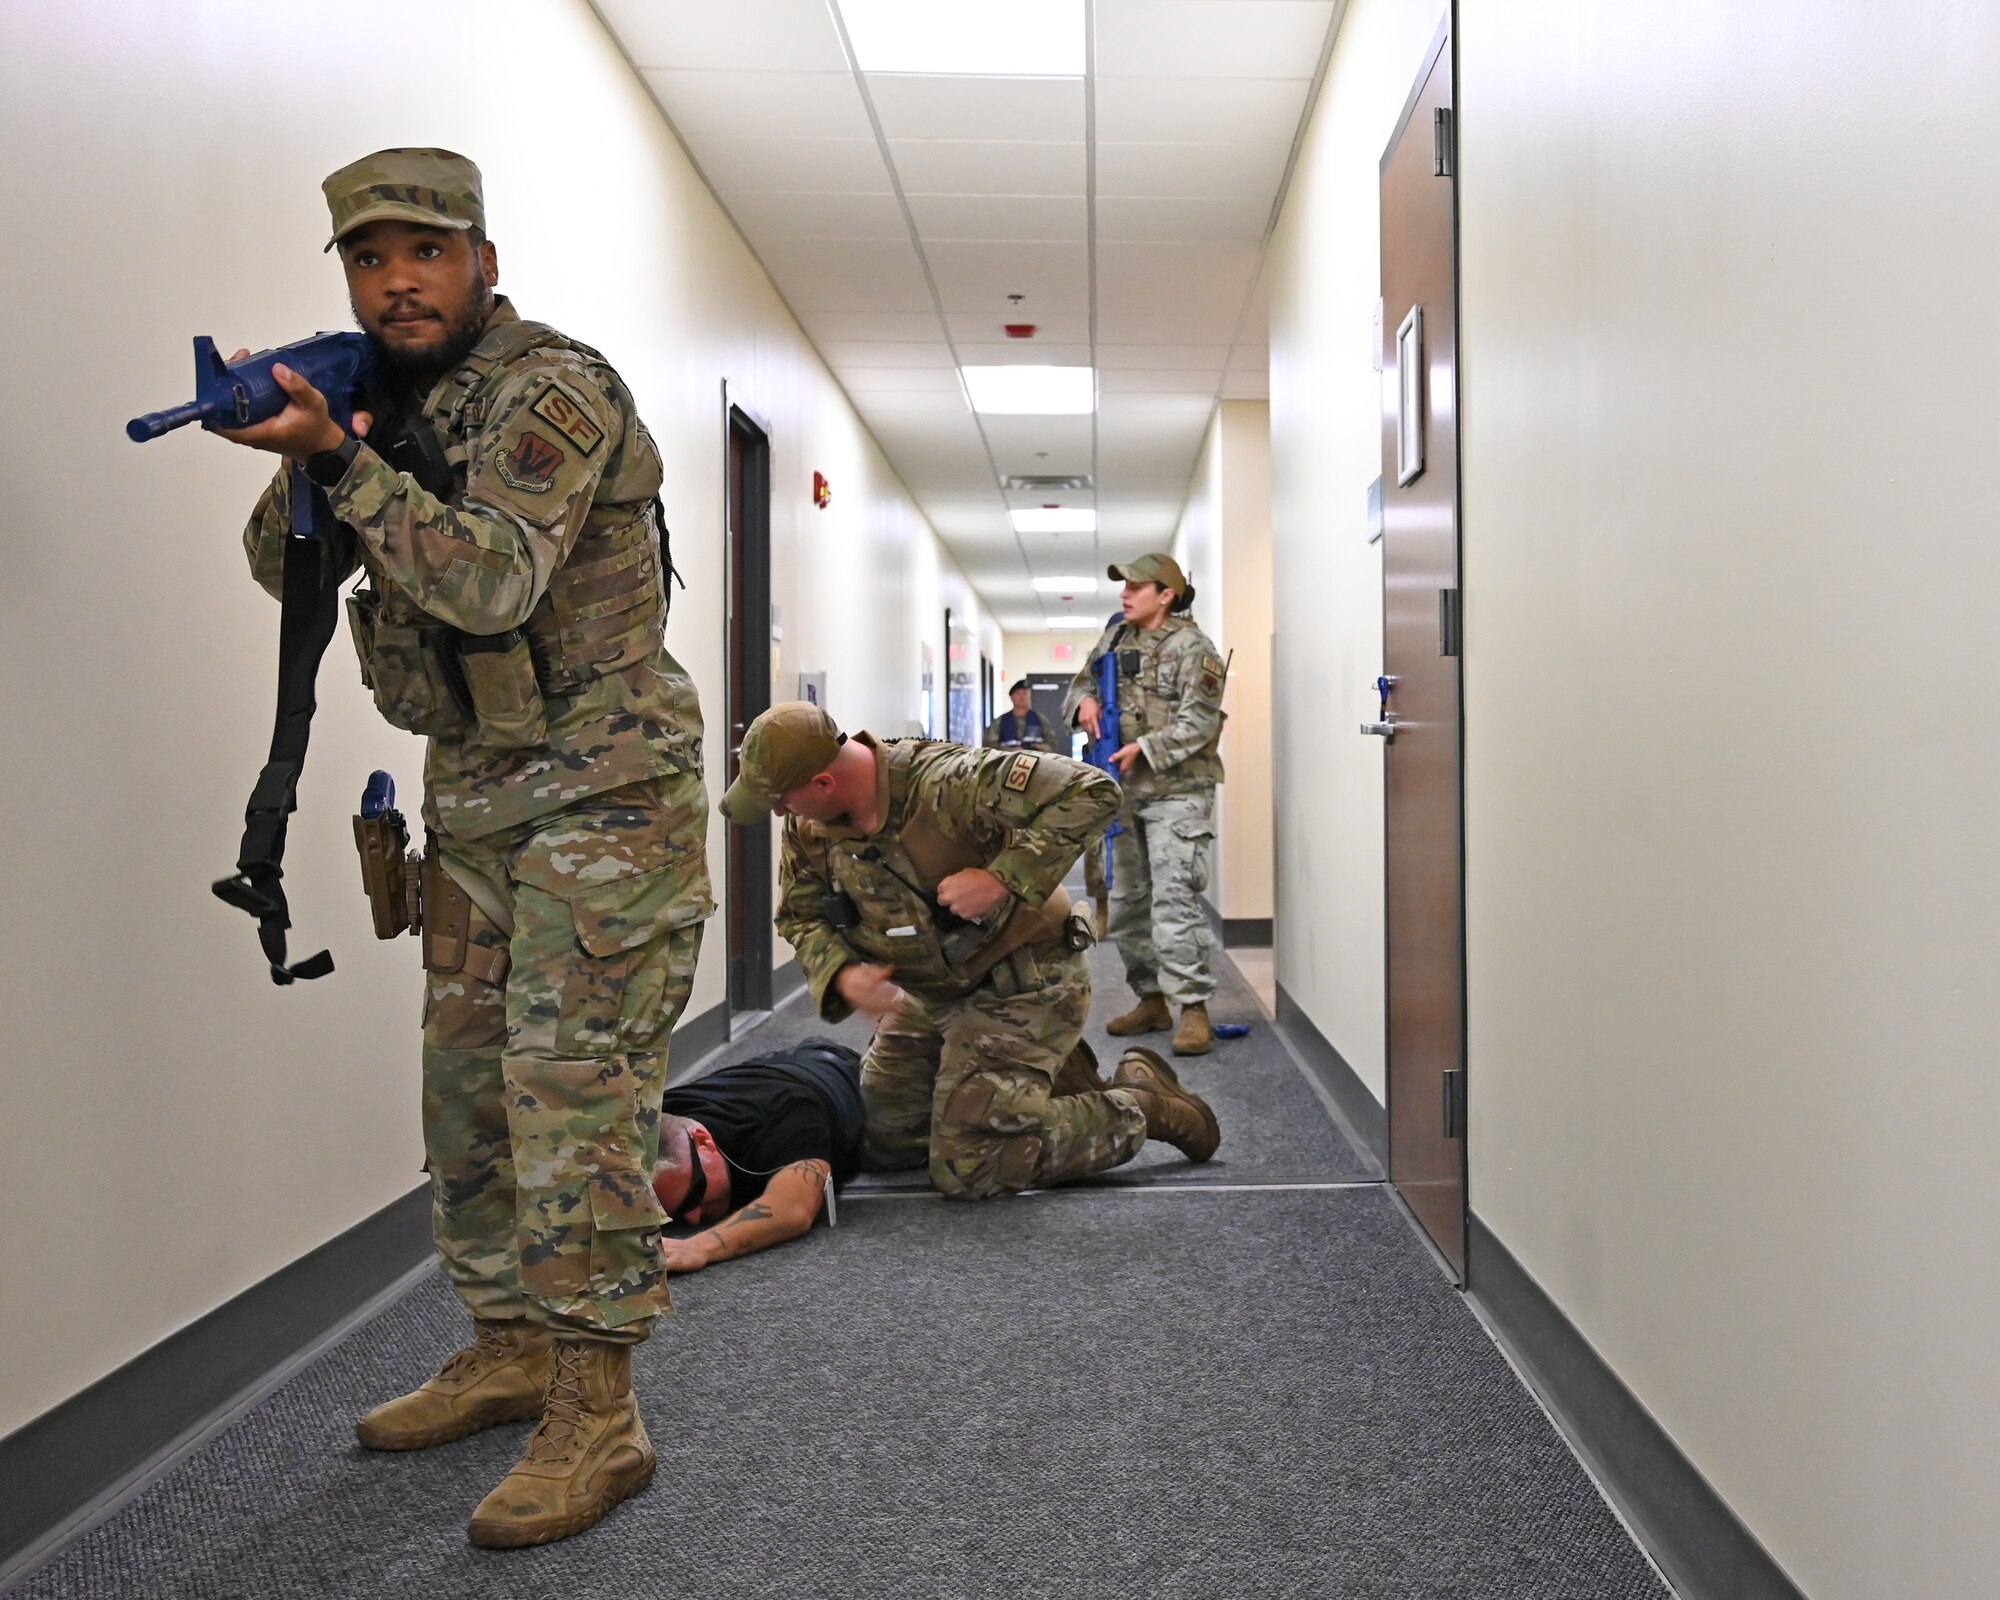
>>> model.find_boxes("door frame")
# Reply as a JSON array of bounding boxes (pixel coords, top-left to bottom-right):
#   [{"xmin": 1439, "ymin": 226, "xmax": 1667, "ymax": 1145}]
[
  {"xmin": 1379, "ymin": 11, "xmax": 1470, "ymax": 1278},
  {"xmin": 722, "ymin": 384, "xmax": 774, "ymax": 1023}
]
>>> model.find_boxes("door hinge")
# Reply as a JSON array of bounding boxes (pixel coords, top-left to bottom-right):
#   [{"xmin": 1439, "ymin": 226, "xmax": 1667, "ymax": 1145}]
[
  {"xmin": 1437, "ymin": 586, "xmax": 1461, "ymax": 657},
  {"xmin": 1433, "ymin": 107, "xmax": 1454, "ymax": 177},
  {"xmin": 1442, "ymin": 1068, "xmax": 1466, "ymax": 1140}
]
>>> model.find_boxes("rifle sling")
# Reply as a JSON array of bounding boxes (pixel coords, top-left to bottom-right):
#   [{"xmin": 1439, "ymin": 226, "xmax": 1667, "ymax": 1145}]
[{"xmin": 211, "ymin": 523, "xmax": 343, "ymax": 985}]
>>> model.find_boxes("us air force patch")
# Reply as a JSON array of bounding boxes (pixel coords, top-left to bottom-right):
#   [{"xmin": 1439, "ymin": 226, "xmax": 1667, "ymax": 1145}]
[
  {"xmin": 1004, "ymin": 752, "xmax": 1037, "ymax": 792},
  {"xmin": 1200, "ymin": 655, "xmax": 1225, "ymax": 699},
  {"xmin": 496, "ymin": 430, "xmax": 564, "ymax": 492},
  {"xmin": 531, "ymin": 382, "xmax": 606, "ymax": 456}
]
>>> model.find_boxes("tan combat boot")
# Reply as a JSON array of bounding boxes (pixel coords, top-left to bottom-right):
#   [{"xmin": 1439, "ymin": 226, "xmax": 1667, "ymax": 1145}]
[
  {"xmin": 1172, "ymin": 1001, "xmax": 1214, "ymax": 1057},
  {"xmin": 355, "ymin": 1319, "xmax": 551, "ymax": 1451},
  {"xmin": 1051, "ymin": 1039, "xmax": 1109, "ymax": 1097},
  {"xmin": 467, "ymin": 1339, "xmax": 655, "ymax": 1549},
  {"xmin": 1113, "ymin": 1046, "xmax": 1222, "ymax": 1163},
  {"xmin": 1106, "ymin": 993, "xmax": 1172, "ymax": 1036}
]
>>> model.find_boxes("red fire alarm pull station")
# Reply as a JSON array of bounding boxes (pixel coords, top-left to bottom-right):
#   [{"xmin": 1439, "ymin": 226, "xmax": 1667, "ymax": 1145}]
[
  {"xmin": 812, "ymin": 470, "xmax": 832, "ymax": 510},
  {"xmin": 1004, "ymin": 324, "xmax": 1037, "ymax": 339}
]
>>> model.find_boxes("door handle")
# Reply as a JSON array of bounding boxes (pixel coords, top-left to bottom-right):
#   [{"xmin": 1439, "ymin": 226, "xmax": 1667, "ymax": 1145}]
[{"xmin": 1360, "ymin": 721, "xmax": 1396, "ymax": 741}]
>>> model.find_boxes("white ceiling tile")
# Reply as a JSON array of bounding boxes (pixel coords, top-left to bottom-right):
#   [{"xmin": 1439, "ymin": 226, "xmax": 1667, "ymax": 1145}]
[
  {"xmin": 801, "ymin": 311, "xmax": 948, "ymax": 343},
  {"xmin": 1094, "ymin": 1, "xmax": 1335, "ymax": 80},
  {"xmin": 1098, "ymin": 369, "xmax": 1223, "ymax": 394},
  {"xmin": 1098, "ymin": 343, "xmax": 1233, "ymax": 370},
  {"xmin": 754, "ymin": 239, "xmax": 932, "ymax": 311},
  {"xmin": 1095, "ymin": 75, "xmax": 1313, "ymax": 144},
  {"xmin": 1096, "ymin": 142, "xmax": 1291, "ymax": 198},
  {"xmin": 1099, "ymin": 393, "xmax": 1217, "ymax": 423},
  {"xmin": 906, "ymin": 194, "xmax": 1086, "ymax": 242},
  {"xmin": 1098, "ymin": 309, "xmax": 1243, "ymax": 343},
  {"xmin": 1098, "ymin": 239, "xmax": 1260, "ymax": 314},
  {"xmin": 1095, "ymin": 195, "xmax": 1272, "ymax": 243},
  {"xmin": 599, "ymin": 0, "xmax": 850, "ymax": 71},
  {"xmin": 819, "ymin": 341, "xmax": 956, "ymax": 368},
  {"xmin": 1220, "ymin": 369, "xmax": 1270, "ymax": 398},
  {"xmin": 891, "ymin": 140, "xmax": 1086, "ymax": 197},
  {"xmin": 953, "ymin": 341, "xmax": 1093, "ymax": 366},
  {"xmin": 839, "ymin": 366, "xmax": 966, "ymax": 392},
  {"xmin": 725, "ymin": 191, "xmax": 910, "ymax": 241},
  {"xmin": 642, "ymin": 70, "xmax": 870, "ymax": 138},
  {"xmin": 868, "ymin": 74, "xmax": 1085, "ymax": 142},
  {"xmin": 684, "ymin": 135, "xmax": 892, "ymax": 195},
  {"xmin": 925, "ymin": 241, "xmax": 1089, "ymax": 314},
  {"xmin": 980, "ymin": 414, "xmax": 1094, "ymax": 475},
  {"xmin": 1098, "ymin": 504, "xmax": 1187, "ymax": 533},
  {"xmin": 855, "ymin": 389, "xmax": 973, "ymax": 414}
]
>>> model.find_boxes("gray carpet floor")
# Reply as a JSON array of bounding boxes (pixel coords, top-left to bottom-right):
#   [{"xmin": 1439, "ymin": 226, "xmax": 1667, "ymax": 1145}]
[
  {"xmin": 17, "ymin": 941, "xmax": 1667, "ymax": 1598},
  {"xmin": 682, "ymin": 935, "xmax": 1379, "ymax": 1189},
  {"xmin": 17, "ymin": 1190, "xmax": 1666, "ymax": 1599}
]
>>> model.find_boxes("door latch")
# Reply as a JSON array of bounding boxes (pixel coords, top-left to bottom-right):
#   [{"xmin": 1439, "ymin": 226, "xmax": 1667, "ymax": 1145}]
[{"xmin": 1360, "ymin": 674, "xmax": 1398, "ymax": 740}]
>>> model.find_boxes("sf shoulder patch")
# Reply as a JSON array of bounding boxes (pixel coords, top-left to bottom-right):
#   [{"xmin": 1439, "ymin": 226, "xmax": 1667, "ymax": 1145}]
[
  {"xmin": 495, "ymin": 430, "xmax": 564, "ymax": 493},
  {"xmin": 1004, "ymin": 752, "xmax": 1037, "ymax": 792},
  {"xmin": 531, "ymin": 381, "xmax": 606, "ymax": 456}
]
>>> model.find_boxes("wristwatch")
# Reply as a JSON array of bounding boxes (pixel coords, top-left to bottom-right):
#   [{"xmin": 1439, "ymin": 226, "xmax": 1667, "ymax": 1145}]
[{"xmin": 302, "ymin": 436, "xmax": 360, "ymax": 488}]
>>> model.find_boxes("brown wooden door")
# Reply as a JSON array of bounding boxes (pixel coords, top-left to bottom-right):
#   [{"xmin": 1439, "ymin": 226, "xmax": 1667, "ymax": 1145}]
[
  {"xmin": 726, "ymin": 407, "xmax": 773, "ymax": 1016},
  {"xmin": 1378, "ymin": 22, "xmax": 1465, "ymax": 1276}
]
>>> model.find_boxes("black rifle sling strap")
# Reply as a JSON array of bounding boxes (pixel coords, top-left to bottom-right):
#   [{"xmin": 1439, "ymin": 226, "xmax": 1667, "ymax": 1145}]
[{"xmin": 212, "ymin": 527, "xmax": 343, "ymax": 984}]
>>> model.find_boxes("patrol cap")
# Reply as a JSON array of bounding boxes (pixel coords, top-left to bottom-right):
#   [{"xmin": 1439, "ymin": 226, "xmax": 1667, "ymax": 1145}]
[
  {"xmin": 321, "ymin": 147, "xmax": 486, "ymax": 252},
  {"xmin": 1107, "ymin": 552, "xmax": 1187, "ymax": 592},
  {"xmin": 720, "ymin": 701, "xmax": 847, "ymax": 824},
  {"xmin": 1009, "ymin": 677, "xmax": 1030, "ymax": 694}
]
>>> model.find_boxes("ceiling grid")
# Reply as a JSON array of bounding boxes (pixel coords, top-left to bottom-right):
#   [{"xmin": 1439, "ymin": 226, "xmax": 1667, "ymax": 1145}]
[{"xmin": 592, "ymin": 0, "xmax": 1343, "ymax": 632}]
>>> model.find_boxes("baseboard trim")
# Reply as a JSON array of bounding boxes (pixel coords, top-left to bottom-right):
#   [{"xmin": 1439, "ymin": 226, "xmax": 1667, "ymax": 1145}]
[
  {"xmin": 671, "ymin": 992, "xmax": 730, "ymax": 1076},
  {"xmin": 1466, "ymin": 1215, "xmax": 1808, "ymax": 1600},
  {"xmin": 1273, "ymin": 981, "xmax": 1387, "ymax": 1172},
  {"xmin": 0, "ymin": 1183, "xmax": 432, "ymax": 1588},
  {"xmin": 1198, "ymin": 898, "xmax": 1274, "ymax": 949}
]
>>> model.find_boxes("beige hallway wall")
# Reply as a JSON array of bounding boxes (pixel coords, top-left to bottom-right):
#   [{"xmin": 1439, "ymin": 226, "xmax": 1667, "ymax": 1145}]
[
  {"xmin": 1272, "ymin": 0, "xmax": 2000, "ymax": 1593},
  {"xmin": 1458, "ymin": 2, "xmax": 2000, "ymax": 1593},
  {"xmin": 0, "ymin": 0, "xmax": 993, "ymax": 1439},
  {"xmin": 1173, "ymin": 400, "xmax": 1274, "ymax": 924},
  {"xmin": 1268, "ymin": 0, "xmax": 1445, "ymax": 1098}
]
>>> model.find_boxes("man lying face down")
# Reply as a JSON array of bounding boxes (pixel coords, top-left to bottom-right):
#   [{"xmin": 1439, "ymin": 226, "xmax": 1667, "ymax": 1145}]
[{"xmin": 650, "ymin": 1039, "xmax": 865, "ymax": 1272}]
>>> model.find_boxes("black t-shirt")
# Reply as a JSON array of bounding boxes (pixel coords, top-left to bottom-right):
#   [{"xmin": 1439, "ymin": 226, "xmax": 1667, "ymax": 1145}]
[{"xmin": 660, "ymin": 1040, "xmax": 864, "ymax": 1206}]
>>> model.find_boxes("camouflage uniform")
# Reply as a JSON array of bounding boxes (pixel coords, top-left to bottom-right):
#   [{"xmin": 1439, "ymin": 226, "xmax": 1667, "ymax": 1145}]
[
  {"xmin": 1065, "ymin": 609, "xmax": 1226, "ymax": 1007},
  {"xmin": 749, "ymin": 721, "xmax": 1146, "ymax": 1198},
  {"xmin": 244, "ymin": 290, "xmax": 711, "ymax": 1343}
]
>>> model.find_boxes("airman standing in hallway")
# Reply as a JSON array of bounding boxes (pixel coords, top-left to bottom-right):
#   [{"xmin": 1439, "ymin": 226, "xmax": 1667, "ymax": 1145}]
[
  {"xmin": 721, "ymin": 702, "xmax": 1220, "ymax": 1197},
  {"xmin": 983, "ymin": 677, "xmax": 1052, "ymax": 751},
  {"xmin": 1065, "ymin": 555, "xmax": 1227, "ymax": 1056},
  {"xmin": 221, "ymin": 149, "xmax": 711, "ymax": 1549}
]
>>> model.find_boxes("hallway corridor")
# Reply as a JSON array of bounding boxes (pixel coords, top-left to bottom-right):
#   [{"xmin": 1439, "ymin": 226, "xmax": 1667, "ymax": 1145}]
[{"xmin": 16, "ymin": 943, "xmax": 1665, "ymax": 1600}]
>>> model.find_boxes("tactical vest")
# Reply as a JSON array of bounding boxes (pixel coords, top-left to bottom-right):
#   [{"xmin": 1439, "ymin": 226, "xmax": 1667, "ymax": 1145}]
[
  {"xmin": 346, "ymin": 316, "xmax": 669, "ymax": 744},
  {"xmin": 1108, "ymin": 617, "xmax": 1225, "ymax": 792},
  {"xmin": 811, "ymin": 741, "xmax": 1076, "ymax": 1000}
]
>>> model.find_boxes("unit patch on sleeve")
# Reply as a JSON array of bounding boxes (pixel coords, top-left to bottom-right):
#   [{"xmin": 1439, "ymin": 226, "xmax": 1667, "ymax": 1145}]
[
  {"xmin": 495, "ymin": 430, "xmax": 565, "ymax": 493},
  {"xmin": 530, "ymin": 382, "xmax": 606, "ymax": 456},
  {"xmin": 1004, "ymin": 752, "xmax": 1038, "ymax": 792},
  {"xmin": 1199, "ymin": 654, "xmax": 1225, "ymax": 700}
]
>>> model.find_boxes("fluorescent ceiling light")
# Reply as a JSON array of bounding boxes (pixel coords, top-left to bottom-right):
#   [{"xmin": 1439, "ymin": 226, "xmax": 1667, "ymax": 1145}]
[
  {"xmin": 1013, "ymin": 510, "xmax": 1096, "ymax": 535},
  {"xmin": 1032, "ymin": 575, "xmax": 1098, "ymax": 592},
  {"xmin": 1046, "ymin": 614, "xmax": 1105, "ymax": 630},
  {"xmin": 962, "ymin": 365, "xmax": 1094, "ymax": 415},
  {"xmin": 836, "ymin": 0, "xmax": 1085, "ymax": 77}
]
